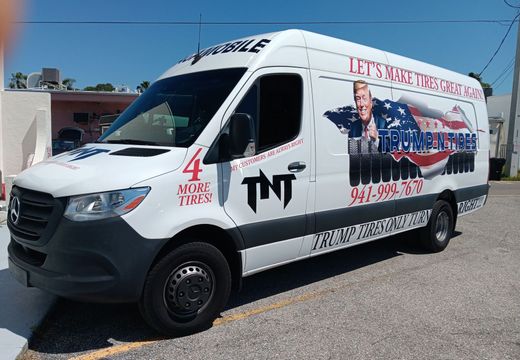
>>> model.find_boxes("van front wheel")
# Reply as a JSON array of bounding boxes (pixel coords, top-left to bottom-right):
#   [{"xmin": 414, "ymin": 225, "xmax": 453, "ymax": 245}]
[
  {"xmin": 420, "ymin": 200, "xmax": 454, "ymax": 252},
  {"xmin": 139, "ymin": 242, "xmax": 231, "ymax": 336}
]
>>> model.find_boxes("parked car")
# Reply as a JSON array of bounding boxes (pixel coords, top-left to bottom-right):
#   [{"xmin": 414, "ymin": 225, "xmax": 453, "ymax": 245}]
[{"xmin": 51, "ymin": 127, "xmax": 85, "ymax": 155}]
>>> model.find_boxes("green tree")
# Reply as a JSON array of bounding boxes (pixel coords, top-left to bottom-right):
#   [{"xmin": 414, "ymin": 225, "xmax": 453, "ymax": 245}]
[
  {"xmin": 62, "ymin": 78, "xmax": 76, "ymax": 90},
  {"xmin": 468, "ymin": 72, "xmax": 491, "ymax": 88},
  {"xmin": 8, "ymin": 72, "xmax": 27, "ymax": 89},
  {"xmin": 83, "ymin": 83, "xmax": 115, "ymax": 92},
  {"xmin": 136, "ymin": 80, "xmax": 150, "ymax": 93}
]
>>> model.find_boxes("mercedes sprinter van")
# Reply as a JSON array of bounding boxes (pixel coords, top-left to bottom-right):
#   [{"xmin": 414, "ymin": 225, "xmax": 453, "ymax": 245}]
[{"xmin": 7, "ymin": 30, "xmax": 489, "ymax": 335}]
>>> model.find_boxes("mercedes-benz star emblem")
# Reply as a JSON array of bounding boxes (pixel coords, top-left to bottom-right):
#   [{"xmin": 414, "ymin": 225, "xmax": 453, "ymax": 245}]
[{"xmin": 9, "ymin": 196, "xmax": 21, "ymax": 225}]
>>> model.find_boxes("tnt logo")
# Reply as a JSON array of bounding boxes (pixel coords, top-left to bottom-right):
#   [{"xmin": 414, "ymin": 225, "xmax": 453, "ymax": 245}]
[{"xmin": 241, "ymin": 170, "xmax": 296, "ymax": 213}]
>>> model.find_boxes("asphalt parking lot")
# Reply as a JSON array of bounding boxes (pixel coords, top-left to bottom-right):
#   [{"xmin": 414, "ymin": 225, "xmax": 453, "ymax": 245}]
[{"xmin": 22, "ymin": 182, "xmax": 520, "ymax": 360}]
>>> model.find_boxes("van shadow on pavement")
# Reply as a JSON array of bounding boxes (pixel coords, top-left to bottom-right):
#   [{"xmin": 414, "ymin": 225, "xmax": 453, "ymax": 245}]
[{"xmin": 27, "ymin": 231, "xmax": 447, "ymax": 356}]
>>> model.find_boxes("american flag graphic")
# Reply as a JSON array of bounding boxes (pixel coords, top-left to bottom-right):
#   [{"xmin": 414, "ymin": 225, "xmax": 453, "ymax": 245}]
[{"xmin": 324, "ymin": 97, "xmax": 474, "ymax": 179}]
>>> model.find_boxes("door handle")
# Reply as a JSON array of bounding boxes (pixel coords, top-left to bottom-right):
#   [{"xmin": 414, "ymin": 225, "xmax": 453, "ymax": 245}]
[{"xmin": 288, "ymin": 161, "xmax": 306, "ymax": 173}]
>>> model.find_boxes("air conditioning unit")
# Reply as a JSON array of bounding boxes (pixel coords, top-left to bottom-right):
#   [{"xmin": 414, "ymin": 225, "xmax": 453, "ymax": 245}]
[{"xmin": 42, "ymin": 68, "xmax": 60, "ymax": 84}]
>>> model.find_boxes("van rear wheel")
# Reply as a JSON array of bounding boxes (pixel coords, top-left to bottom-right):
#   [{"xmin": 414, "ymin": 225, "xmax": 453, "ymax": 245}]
[
  {"xmin": 420, "ymin": 200, "xmax": 454, "ymax": 252},
  {"xmin": 139, "ymin": 242, "xmax": 231, "ymax": 336}
]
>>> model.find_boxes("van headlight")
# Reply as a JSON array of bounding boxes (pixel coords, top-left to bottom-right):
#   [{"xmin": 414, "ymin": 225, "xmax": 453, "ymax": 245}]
[{"xmin": 64, "ymin": 187, "xmax": 150, "ymax": 221}]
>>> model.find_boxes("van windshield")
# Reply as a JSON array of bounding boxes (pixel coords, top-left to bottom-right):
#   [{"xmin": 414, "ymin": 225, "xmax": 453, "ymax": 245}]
[{"xmin": 99, "ymin": 68, "xmax": 247, "ymax": 147}]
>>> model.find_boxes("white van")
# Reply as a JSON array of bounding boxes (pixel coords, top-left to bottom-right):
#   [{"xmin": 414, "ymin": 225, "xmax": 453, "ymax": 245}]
[{"xmin": 7, "ymin": 30, "xmax": 489, "ymax": 336}]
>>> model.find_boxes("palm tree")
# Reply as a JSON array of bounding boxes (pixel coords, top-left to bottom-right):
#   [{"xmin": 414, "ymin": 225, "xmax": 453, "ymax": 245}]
[
  {"xmin": 136, "ymin": 80, "xmax": 150, "ymax": 93},
  {"xmin": 62, "ymin": 78, "xmax": 76, "ymax": 90},
  {"xmin": 83, "ymin": 83, "xmax": 115, "ymax": 92},
  {"xmin": 8, "ymin": 72, "xmax": 27, "ymax": 89}
]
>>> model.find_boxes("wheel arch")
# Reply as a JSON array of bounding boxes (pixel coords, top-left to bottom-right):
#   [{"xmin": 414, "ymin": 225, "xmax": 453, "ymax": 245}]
[
  {"xmin": 436, "ymin": 189, "xmax": 458, "ymax": 229},
  {"xmin": 149, "ymin": 224, "xmax": 244, "ymax": 291}
]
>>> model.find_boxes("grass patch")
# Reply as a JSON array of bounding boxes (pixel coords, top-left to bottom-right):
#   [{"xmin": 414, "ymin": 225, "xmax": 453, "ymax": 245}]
[{"xmin": 501, "ymin": 171, "xmax": 520, "ymax": 181}]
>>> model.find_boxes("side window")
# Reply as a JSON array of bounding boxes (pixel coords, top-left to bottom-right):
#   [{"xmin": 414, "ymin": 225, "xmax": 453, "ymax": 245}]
[
  {"xmin": 236, "ymin": 74, "xmax": 302, "ymax": 153},
  {"xmin": 236, "ymin": 84, "xmax": 258, "ymax": 126}
]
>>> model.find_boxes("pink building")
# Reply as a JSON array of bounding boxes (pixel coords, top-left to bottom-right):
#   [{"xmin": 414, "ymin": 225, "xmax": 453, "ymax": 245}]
[{"xmin": 48, "ymin": 90, "xmax": 138, "ymax": 143}]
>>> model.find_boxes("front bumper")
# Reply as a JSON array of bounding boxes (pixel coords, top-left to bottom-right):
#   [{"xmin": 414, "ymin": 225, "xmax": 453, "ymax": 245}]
[{"xmin": 8, "ymin": 216, "xmax": 168, "ymax": 303}]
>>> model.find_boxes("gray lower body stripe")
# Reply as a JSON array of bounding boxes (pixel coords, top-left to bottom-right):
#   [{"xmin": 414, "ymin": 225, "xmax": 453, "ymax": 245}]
[
  {"xmin": 238, "ymin": 214, "xmax": 308, "ymax": 249},
  {"xmin": 235, "ymin": 184, "xmax": 489, "ymax": 249},
  {"xmin": 315, "ymin": 193, "xmax": 438, "ymax": 234},
  {"xmin": 454, "ymin": 184, "xmax": 489, "ymax": 202},
  {"xmin": 315, "ymin": 200, "xmax": 395, "ymax": 233}
]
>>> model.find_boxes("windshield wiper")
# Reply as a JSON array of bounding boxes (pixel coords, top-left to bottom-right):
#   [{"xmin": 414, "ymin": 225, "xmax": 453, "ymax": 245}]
[{"xmin": 104, "ymin": 139, "xmax": 160, "ymax": 145}]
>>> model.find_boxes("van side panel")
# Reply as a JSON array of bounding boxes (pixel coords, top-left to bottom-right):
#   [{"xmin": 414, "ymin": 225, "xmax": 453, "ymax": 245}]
[
  {"xmin": 382, "ymin": 52, "xmax": 489, "ymax": 217},
  {"xmin": 300, "ymin": 32, "xmax": 489, "ymax": 256}
]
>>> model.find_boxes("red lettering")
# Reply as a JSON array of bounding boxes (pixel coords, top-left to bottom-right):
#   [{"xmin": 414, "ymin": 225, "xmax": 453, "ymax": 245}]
[
  {"xmin": 463, "ymin": 86, "xmax": 484, "ymax": 100},
  {"xmin": 416, "ymin": 73, "xmax": 440, "ymax": 91},
  {"xmin": 349, "ymin": 57, "xmax": 356, "ymax": 73},
  {"xmin": 432, "ymin": 78, "xmax": 439, "ymax": 90},
  {"xmin": 385, "ymin": 65, "xmax": 394, "ymax": 81},
  {"xmin": 177, "ymin": 181, "xmax": 213, "ymax": 206},
  {"xmin": 447, "ymin": 81, "xmax": 453, "ymax": 94},
  {"xmin": 455, "ymin": 83, "xmax": 462, "ymax": 95},
  {"xmin": 394, "ymin": 69, "xmax": 402, "ymax": 83},
  {"xmin": 197, "ymin": 183, "xmax": 205, "ymax": 192},
  {"xmin": 202, "ymin": 182, "xmax": 210, "ymax": 192},
  {"xmin": 376, "ymin": 64, "xmax": 383, "ymax": 78},
  {"xmin": 349, "ymin": 59, "xmax": 379, "ymax": 76},
  {"xmin": 182, "ymin": 148, "xmax": 203, "ymax": 181},
  {"xmin": 177, "ymin": 184, "xmax": 188, "ymax": 195},
  {"xmin": 423, "ymin": 75, "xmax": 429, "ymax": 88},
  {"xmin": 440, "ymin": 80, "xmax": 447, "ymax": 92},
  {"xmin": 440, "ymin": 80, "xmax": 463, "ymax": 96},
  {"xmin": 384, "ymin": 66, "xmax": 412, "ymax": 84},
  {"xmin": 398, "ymin": 69, "xmax": 412, "ymax": 84},
  {"xmin": 357, "ymin": 59, "xmax": 366, "ymax": 75},
  {"xmin": 415, "ymin": 73, "xmax": 422, "ymax": 87}
]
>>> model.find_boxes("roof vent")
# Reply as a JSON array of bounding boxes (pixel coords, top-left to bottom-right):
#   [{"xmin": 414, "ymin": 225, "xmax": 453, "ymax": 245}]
[{"xmin": 42, "ymin": 68, "xmax": 60, "ymax": 84}]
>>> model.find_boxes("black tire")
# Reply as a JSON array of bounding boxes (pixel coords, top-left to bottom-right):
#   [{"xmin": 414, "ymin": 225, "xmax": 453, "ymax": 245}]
[
  {"xmin": 139, "ymin": 241, "xmax": 231, "ymax": 336},
  {"xmin": 420, "ymin": 200, "xmax": 454, "ymax": 252}
]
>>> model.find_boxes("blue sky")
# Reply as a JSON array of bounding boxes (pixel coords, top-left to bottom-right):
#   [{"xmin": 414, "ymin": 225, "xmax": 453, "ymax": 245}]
[{"xmin": 3, "ymin": 0, "xmax": 519, "ymax": 95}]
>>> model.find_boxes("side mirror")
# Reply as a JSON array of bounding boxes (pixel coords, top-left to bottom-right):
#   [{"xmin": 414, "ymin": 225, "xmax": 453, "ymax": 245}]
[{"xmin": 229, "ymin": 113, "xmax": 256, "ymax": 158}]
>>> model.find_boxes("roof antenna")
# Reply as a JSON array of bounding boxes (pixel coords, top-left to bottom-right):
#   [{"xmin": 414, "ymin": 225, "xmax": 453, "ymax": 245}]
[{"xmin": 192, "ymin": 13, "xmax": 203, "ymax": 65}]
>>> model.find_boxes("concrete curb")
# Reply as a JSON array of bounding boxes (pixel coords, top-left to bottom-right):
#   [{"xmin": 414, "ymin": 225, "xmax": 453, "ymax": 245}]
[
  {"xmin": 0, "ymin": 224, "xmax": 57, "ymax": 360},
  {"xmin": 0, "ymin": 202, "xmax": 6, "ymax": 224}
]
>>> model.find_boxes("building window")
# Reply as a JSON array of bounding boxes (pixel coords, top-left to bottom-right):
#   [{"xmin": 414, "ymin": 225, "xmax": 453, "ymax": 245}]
[{"xmin": 73, "ymin": 112, "xmax": 89, "ymax": 124}]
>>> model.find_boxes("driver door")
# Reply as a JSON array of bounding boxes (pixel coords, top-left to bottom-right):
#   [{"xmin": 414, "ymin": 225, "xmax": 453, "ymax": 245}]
[{"xmin": 220, "ymin": 68, "xmax": 313, "ymax": 274}]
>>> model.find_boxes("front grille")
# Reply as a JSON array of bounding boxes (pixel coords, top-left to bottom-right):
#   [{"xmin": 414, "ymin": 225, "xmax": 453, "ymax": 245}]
[
  {"xmin": 7, "ymin": 186, "xmax": 59, "ymax": 242},
  {"xmin": 9, "ymin": 240, "xmax": 47, "ymax": 266}
]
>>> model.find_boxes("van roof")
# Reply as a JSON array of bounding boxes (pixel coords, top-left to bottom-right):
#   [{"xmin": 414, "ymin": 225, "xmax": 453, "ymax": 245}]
[{"xmin": 158, "ymin": 29, "xmax": 482, "ymax": 101}]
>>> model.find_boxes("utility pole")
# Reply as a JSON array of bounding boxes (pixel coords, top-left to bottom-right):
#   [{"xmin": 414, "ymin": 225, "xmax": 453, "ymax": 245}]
[{"xmin": 505, "ymin": 21, "xmax": 520, "ymax": 177}]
